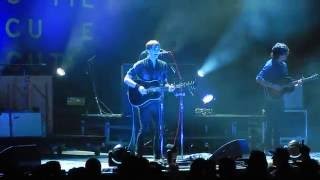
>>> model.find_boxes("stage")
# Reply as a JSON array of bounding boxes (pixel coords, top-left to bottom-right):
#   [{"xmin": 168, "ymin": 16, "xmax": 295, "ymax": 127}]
[{"xmin": 41, "ymin": 150, "xmax": 320, "ymax": 173}]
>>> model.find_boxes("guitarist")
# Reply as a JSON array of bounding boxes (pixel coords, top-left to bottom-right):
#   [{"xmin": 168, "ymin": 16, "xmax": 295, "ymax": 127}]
[
  {"xmin": 124, "ymin": 40, "xmax": 175, "ymax": 160},
  {"xmin": 256, "ymin": 42, "xmax": 301, "ymax": 151}
]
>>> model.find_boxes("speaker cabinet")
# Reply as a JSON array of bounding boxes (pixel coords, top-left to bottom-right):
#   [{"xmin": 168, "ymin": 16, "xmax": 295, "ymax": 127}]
[{"xmin": 279, "ymin": 110, "xmax": 308, "ymax": 145}]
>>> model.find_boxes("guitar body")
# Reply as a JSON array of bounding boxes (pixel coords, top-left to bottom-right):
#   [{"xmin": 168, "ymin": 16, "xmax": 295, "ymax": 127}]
[
  {"xmin": 128, "ymin": 80, "xmax": 163, "ymax": 107},
  {"xmin": 264, "ymin": 73, "xmax": 319, "ymax": 99},
  {"xmin": 265, "ymin": 77, "xmax": 295, "ymax": 99}
]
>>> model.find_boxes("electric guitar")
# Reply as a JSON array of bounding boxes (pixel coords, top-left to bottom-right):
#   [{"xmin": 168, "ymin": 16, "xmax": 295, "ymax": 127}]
[
  {"xmin": 128, "ymin": 80, "xmax": 194, "ymax": 107},
  {"xmin": 264, "ymin": 73, "xmax": 319, "ymax": 99}
]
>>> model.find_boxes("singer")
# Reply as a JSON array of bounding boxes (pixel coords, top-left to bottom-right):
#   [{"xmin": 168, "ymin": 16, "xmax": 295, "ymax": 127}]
[{"xmin": 124, "ymin": 40, "xmax": 175, "ymax": 160}]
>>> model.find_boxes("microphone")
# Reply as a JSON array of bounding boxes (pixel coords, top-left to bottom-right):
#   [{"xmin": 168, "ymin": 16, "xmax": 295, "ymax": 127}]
[
  {"xmin": 160, "ymin": 49, "xmax": 172, "ymax": 54},
  {"xmin": 139, "ymin": 49, "xmax": 172, "ymax": 60},
  {"xmin": 140, "ymin": 49, "xmax": 171, "ymax": 55}
]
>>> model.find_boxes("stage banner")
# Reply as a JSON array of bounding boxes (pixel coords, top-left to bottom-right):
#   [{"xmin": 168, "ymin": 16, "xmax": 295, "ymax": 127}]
[{"xmin": 0, "ymin": 0, "xmax": 103, "ymax": 74}]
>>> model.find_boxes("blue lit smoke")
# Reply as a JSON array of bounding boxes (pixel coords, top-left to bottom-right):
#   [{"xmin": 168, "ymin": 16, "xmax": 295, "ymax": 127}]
[{"xmin": 195, "ymin": 0, "xmax": 313, "ymax": 75}]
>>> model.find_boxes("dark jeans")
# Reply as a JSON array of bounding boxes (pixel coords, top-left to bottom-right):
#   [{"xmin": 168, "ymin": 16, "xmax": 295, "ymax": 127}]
[
  {"xmin": 130, "ymin": 101, "xmax": 164, "ymax": 159},
  {"xmin": 264, "ymin": 99, "xmax": 284, "ymax": 150}
]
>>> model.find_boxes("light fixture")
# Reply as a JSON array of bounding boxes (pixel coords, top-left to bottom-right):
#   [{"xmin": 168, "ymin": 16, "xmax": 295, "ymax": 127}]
[
  {"xmin": 197, "ymin": 70, "xmax": 205, "ymax": 77},
  {"xmin": 202, "ymin": 94, "xmax": 214, "ymax": 104},
  {"xmin": 56, "ymin": 67, "xmax": 66, "ymax": 76}
]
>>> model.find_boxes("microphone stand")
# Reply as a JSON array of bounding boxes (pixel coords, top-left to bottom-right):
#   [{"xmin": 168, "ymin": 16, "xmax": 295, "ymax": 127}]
[
  {"xmin": 166, "ymin": 51, "xmax": 188, "ymax": 162},
  {"xmin": 175, "ymin": 87, "xmax": 186, "ymax": 160},
  {"xmin": 86, "ymin": 56, "xmax": 113, "ymax": 114}
]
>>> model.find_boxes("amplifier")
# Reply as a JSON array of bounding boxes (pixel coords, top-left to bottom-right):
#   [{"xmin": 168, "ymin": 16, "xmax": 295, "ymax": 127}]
[{"xmin": 279, "ymin": 109, "xmax": 308, "ymax": 146}]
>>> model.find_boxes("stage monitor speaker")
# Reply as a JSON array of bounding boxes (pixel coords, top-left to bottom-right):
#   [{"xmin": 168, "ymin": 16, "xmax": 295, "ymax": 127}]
[
  {"xmin": 0, "ymin": 144, "xmax": 41, "ymax": 172},
  {"xmin": 209, "ymin": 139, "xmax": 249, "ymax": 161}
]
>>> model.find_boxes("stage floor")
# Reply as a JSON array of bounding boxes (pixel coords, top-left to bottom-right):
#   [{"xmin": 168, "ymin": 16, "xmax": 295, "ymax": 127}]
[{"xmin": 41, "ymin": 150, "xmax": 320, "ymax": 173}]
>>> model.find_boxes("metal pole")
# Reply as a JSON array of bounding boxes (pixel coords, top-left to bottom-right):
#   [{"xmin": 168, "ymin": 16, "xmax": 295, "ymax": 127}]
[
  {"xmin": 179, "ymin": 94, "xmax": 184, "ymax": 157},
  {"xmin": 177, "ymin": 91, "xmax": 185, "ymax": 158},
  {"xmin": 160, "ymin": 99, "xmax": 164, "ymax": 157}
]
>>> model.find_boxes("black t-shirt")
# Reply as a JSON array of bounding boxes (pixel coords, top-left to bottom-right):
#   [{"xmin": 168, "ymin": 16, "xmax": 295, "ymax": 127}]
[{"xmin": 126, "ymin": 58, "xmax": 168, "ymax": 84}]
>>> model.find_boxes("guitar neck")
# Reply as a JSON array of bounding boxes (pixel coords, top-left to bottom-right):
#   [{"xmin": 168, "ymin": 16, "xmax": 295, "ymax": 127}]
[
  {"xmin": 292, "ymin": 77, "xmax": 313, "ymax": 84},
  {"xmin": 146, "ymin": 87, "xmax": 167, "ymax": 93},
  {"xmin": 143, "ymin": 80, "xmax": 195, "ymax": 94},
  {"xmin": 283, "ymin": 74, "xmax": 319, "ymax": 88}
]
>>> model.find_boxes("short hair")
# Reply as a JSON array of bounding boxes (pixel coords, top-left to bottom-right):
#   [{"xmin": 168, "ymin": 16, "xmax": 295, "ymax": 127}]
[
  {"xmin": 271, "ymin": 42, "xmax": 289, "ymax": 59},
  {"xmin": 273, "ymin": 147, "xmax": 290, "ymax": 162},
  {"xmin": 145, "ymin": 40, "xmax": 160, "ymax": 50}
]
